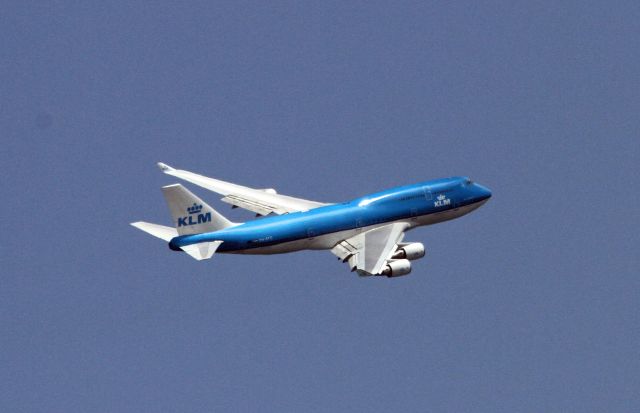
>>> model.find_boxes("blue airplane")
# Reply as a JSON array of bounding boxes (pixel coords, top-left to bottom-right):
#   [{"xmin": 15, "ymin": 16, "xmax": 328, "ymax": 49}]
[{"xmin": 132, "ymin": 163, "xmax": 491, "ymax": 277}]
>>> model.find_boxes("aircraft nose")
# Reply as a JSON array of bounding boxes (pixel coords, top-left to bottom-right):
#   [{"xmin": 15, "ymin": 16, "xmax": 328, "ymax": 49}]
[{"xmin": 475, "ymin": 183, "xmax": 492, "ymax": 201}]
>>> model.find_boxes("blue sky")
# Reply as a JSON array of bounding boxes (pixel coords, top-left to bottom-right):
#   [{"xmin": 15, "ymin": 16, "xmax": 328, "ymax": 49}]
[{"xmin": 2, "ymin": 1, "xmax": 639, "ymax": 412}]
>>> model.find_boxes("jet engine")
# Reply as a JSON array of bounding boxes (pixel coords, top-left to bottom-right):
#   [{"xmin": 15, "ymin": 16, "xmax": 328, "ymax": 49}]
[
  {"xmin": 380, "ymin": 259, "xmax": 412, "ymax": 277},
  {"xmin": 392, "ymin": 242, "xmax": 425, "ymax": 260}
]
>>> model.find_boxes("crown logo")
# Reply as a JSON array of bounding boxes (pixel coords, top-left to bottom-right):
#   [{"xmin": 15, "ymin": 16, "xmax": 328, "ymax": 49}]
[
  {"xmin": 437, "ymin": 194, "xmax": 446, "ymax": 201},
  {"xmin": 187, "ymin": 203, "xmax": 203, "ymax": 214}
]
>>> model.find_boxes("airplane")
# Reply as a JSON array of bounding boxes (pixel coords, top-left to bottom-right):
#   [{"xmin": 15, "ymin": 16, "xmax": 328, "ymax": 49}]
[{"xmin": 131, "ymin": 163, "xmax": 492, "ymax": 277}]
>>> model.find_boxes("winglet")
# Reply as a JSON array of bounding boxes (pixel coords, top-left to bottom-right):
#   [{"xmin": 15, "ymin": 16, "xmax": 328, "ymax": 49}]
[{"xmin": 157, "ymin": 162, "xmax": 175, "ymax": 172}]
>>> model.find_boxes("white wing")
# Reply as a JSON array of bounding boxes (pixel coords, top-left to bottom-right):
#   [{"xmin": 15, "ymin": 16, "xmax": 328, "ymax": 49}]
[
  {"xmin": 331, "ymin": 222, "xmax": 409, "ymax": 275},
  {"xmin": 157, "ymin": 162, "xmax": 329, "ymax": 215}
]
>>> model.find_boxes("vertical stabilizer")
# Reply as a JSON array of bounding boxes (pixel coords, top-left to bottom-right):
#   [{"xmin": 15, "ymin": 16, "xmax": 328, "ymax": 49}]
[{"xmin": 162, "ymin": 184, "xmax": 235, "ymax": 235}]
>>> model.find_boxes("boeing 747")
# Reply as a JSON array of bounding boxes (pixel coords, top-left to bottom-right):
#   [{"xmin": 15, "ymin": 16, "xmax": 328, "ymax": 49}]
[{"xmin": 131, "ymin": 163, "xmax": 491, "ymax": 277}]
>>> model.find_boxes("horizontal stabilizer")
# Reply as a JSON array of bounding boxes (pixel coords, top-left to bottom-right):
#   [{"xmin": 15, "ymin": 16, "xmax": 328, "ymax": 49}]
[
  {"xmin": 131, "ymin": 221, "xmax": 178, "ymax": 242},
  {"xmin": 181, "ymin": 241, "xmax": 223, "ymax": 261}
]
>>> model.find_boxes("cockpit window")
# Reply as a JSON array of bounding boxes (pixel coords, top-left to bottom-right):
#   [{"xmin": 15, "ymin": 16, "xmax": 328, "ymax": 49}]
[{"xmin": 465, "ymin": 178, "xmax": 473, "ymax": 185}]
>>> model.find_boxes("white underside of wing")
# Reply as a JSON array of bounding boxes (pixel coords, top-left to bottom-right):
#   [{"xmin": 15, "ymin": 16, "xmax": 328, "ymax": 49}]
[
  {"xmin": 157, "ymin": 162, "xmax": 328, "ymax": 215},
  {"xmin": 331, "ymin": 222, "xmax": 409, "ymax": 275}
]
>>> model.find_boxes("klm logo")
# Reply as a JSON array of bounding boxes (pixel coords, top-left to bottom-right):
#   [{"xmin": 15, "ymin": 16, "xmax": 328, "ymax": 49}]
[
  {"xmin": 178, "ymin": 203, "xmax": 211, "ymax": 227},
  {"xmin": 434, "ymin": 194, "xmax": 451, "ymax": 208}
]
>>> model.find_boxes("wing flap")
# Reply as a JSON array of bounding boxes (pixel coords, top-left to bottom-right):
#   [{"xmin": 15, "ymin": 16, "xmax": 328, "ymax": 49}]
[{"xmin": 220, "ymin": 195, "xmax": 283, "ymax": 216}]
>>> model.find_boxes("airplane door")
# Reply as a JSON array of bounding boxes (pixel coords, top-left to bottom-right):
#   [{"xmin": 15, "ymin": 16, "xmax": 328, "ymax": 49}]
[
  {"xmin": 423, "ymin": 187, "xmax": 432, "ymax": 201},
  {"xmin": 355, "ymin": 218, "xmax": 364, "ymax": 233}
]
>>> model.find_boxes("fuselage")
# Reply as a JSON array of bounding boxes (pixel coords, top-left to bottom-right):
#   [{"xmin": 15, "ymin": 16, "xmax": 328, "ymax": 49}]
[{"xmin": 169, "ymin": 177, "xmax": 492, "ymax": 254}]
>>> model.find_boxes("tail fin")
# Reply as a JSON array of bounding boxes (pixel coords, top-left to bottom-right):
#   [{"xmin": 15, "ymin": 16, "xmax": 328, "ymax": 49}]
[
  {"xmin": 162, "ymin": 184, "xmax": 234, "ymax": 235},
  {"xmin": 131, "ymin": 184, "xmax": 233, "ymax": 261}
]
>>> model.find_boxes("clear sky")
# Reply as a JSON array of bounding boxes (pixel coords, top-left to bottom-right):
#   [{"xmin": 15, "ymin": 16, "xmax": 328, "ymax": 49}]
[{"xmin": 2, "ymin": 1, "xmax": 639, "ymax": 412}]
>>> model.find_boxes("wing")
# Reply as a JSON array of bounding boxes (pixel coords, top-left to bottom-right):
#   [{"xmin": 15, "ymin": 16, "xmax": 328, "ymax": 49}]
[
  {"xmin": 157, "ymin": 162, "xmax": 330, "ymax": 215},
  {"xmin": 331, "ymin": 222, "xmax": 409, "ymax": 276}
]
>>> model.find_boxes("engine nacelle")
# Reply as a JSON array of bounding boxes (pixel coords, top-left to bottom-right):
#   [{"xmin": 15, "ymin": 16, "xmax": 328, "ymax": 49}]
[
  {"xmin": 380, "ymin": 259, "xmax": 412, "ymax": 277},
  {"xmin": 392, "ymin": 242, "xmax": 425, "ymax": 260}
]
